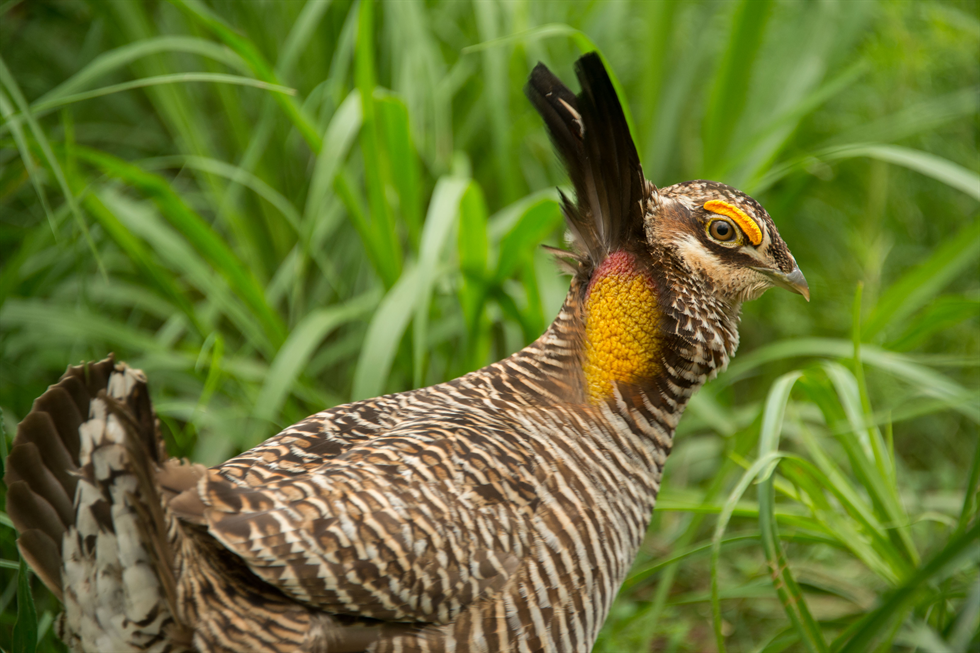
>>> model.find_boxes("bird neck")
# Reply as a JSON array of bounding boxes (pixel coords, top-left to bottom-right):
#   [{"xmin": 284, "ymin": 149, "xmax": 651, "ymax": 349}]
[
  {"xmin": 581, "ymin": 251, "xmax": 662, "ymax": 403},
  {"xmin": 576, "ymin": 248, "xmax": 741, "ymax": 439}
]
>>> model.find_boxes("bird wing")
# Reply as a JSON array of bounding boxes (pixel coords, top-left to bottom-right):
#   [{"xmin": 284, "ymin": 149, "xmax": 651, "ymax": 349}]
[
  {"xmin": 214, "ymin": 393, "xmax": 411, "ymax": 486},
  {"xmin": 193, "ymin": 408, "xmax": 544, "ymax": 624}
]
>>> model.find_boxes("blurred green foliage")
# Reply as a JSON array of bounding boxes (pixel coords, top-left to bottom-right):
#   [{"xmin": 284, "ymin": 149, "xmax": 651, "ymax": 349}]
[{"xmin": 1, "ymin": 0, "xmax": 978, "ymax": 651}]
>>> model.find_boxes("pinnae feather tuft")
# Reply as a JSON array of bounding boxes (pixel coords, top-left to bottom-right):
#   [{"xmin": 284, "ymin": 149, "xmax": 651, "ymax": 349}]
[{"xmin": 526, "ymin": 53, "xmax": 647, "ymax": 272}]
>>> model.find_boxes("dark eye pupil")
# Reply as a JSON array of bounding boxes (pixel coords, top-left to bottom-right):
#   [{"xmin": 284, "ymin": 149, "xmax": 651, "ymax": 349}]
[{"xmin": 712, "ymin": 221, "xmax": 732, "ymax": 239}]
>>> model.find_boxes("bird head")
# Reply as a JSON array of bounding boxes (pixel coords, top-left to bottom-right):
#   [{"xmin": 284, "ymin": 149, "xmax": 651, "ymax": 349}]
[
  {"xmin": 650, "ymin": 180, "xmax": 809, "ymax": 304},
  {"xmin": 526, "ymin": 53, "xmax": 809, "ymax": 314}
]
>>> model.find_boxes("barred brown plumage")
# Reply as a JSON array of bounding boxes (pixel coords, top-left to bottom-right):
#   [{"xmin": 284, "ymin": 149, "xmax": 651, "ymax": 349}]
[{"xmin": 6, "ymin": 53, "xmax": 808, "ymax": 652}]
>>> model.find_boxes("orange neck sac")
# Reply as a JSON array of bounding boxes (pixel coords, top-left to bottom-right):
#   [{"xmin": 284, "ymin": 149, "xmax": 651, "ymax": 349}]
[{"xmin": 582, "ymin": 251, "xmax": 662, "ymax": 404}]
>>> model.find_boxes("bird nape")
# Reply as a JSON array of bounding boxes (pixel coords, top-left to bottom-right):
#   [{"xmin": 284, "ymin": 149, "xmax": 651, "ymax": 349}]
[{"xmin": 6, "ymin": 52, "xmax": 808, "ymax": 653}]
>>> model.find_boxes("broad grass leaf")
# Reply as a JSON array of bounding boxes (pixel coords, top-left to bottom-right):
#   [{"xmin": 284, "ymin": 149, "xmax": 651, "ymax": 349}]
[
  {"xmin": 759, "ymin": 144, "xmax": 980, "ymax": 199},
  {"xmin": 13, "ymin": 559, "xmax": 37, "ymax": 653},
  {"xmin": 77, "ymin": 147, "xmax": 288, "ymax": 349},
  {"xmin": 886, "ymin": 296, "xmax": 980, "ymax": 352},
  {"xmin": 701, "ymin": 0, "xmax": 774, "ymax": 177},
  {"xmin": 170, "ymin": 0, "xmax": 321, "ymax": 151},
  {"xmin": 351, "ymin": 265, "xmax": 420, "ymax": 401},
  {"xmin": 836, "ymin": 520, "xmax": 980, "ymax": 653},
  {"xmin": 354, "ymin": 0, "xmax": 401, "ymax": 289},
  {"xmin": 32, "ymin": 36, "xmax": 249, "ymax": 110},
  {"xmin": 754, "ymin": 372, "xmax": 827, "ymax": 653},
  {"xmin": 85, "ymin": 190, "xmax": 206, "ymax": 338},
  {"xmin": 494, "ymin": 199, "xmax": 563, "ymax": 281},
  {"xmin": 723, "ymin": 337, "xmax": 978, "ymax": 423},
  {"xmin": 413, "ymin": 177, "xmax": 473, "ymax": 386},
  {"xmin": 864, "ymin": 220, "xmax": 980, "ymax": 341},
  {"xmin": 376, "ymin": 92, "xmax": 422, "ymax": 249},
  {"xmin": 22, "ymin": 74, "xmax": 296, "ymax": 120},
  {"xmin": 142, "ymin": 155, "xmax": 303, "ymax": 233},
  {"xmin": 256, "ymin": 291, "xmax": 379, "ymax": 424},
  {"xmin": 96, "ymin": 188, "xmax": 270, "ymax": 354},
  {"xmin": 305, "ymin": 90, "xmax": 362, "ymax": 230},
  {"xmin": 0, "ymin": 57, "xmax": 100, "ymax": 273},
  {"xmin": 1, "ymin": 299, "xmax": 165, "ymax": 355}
]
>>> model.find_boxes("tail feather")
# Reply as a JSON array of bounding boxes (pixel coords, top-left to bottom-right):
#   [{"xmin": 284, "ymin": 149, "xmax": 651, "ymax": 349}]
[
  {"xmin": 7, "ymin": 444, "xmax": 73, "ymax": 528},
  {"xmin": 6, "ymin": 356, "xmax": 189, "ymax": 652},
  {"xmin": 31, "ymin": 386, "xmax": 84, "ymax": 462},
  {"xmin": 15, "ymin": 529, "xmax": 64, "ymax": 598}
]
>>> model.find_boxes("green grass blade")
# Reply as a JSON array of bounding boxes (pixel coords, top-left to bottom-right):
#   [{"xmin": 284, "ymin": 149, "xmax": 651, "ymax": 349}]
[
  {"xmin": 0, "ymin": 88, "xmax": 57, "ymax": 237},
  {"xmin": 885, "ymin": 296, "xmax": 980, "ymax": 352},
  {"xmin": 276, "ymin": 0, "xmax": 334, "ymax": 77},
  {"xmin": 168, "ymin": 0, "xmax": 321, "ymax": 152},
  {"xmin": 701, "ymin": 0, "xmax": 773, "ymax": 177},
  {"xmin": 351, "ymin": 265, "xmax": 420, "ymax": 401},
  {"xmin": 304, "ymin": 90, "xmax": 362, "ymax": 231},
  {"xmin": 863, "ymin": 220, "xmax": 980, "ymax": 341},
  {"xmin": 463, "ymin": 25, "xmax": 640, "ymax": 156},
  {"xmin": 13, "ymin": 559, "xmax": 37, "ymax": 653},
  {"xmin": 759, "ymin": 479, "xmax": 828, "ymax": 653},
  {"xmin": 957, "ymin": 437, "xmax": 980, "ymax": 536},
  {"xmin": 759, "ymin": 144, "xmax": 980, "ymax": 199},
  {"xmin": 76, "ymin": 146, "xmax": 287, "ymax": 350},
  {"xmin": 142, "ymin": 155, "xmax": 303, "ymax": 233},
  {"xmin": 739, "ymin": 60, "xmax": 869, "ymax": 190},
  {"xmin": 494, "ymin": 198, "xmax": 563, "ymax": 281},
  {"xmin": 84, "ymin": 190, "xmax": 206, "ymax": 337},
  {"xmin": 355, "ymin": 0, "xmax": 401, "ymax": 288},
  {"xmin": 638, "ymin": 0, "xmax": 680, "ymax": 149},
  {"xmin": 254, "ymin": 291, "xmax": 379, "ymax": 425},
  {"xmin": 822, "ymin": 86, "xmax": 980, "ymax": 148},
  {"xmin": 822, "ymin": 362, "xmax": 918, "ymax": 566},
  {"xmin": 754, "ymin": 371, "xmax": 828, "ymax": 653},
  {"xmin": 625, "ymin": 533, "xmax": 759, "ymax": 590},
  {"xmin": 723, "ymin": 338, "xmax": 978, "ymax": 424},
  {"xmin": 0, "ymin": 56, "xmax": 102, "ymax": 276},
  {"xmin": 710, "ymin": 450, "xmax": 786, "ymax": 653},
  {"xmin": 779, "ymin": 451, "xmax": 901, "ymax": 583},
  {"xmin": 1, "ymin": 299, "xmax": 166, "ymax": 354},
  {"xmin": 32, "ymin": 35, "xmax": 249, "ymax": 106},
  {"xmin": 95, "ymin": 188, "xmax": 275, "ymax": 352},
  {"xmin": 412, "ymin": 176, "xmax": 471, "ymax": 387},
  {"xmin": 376, "ymin": 92, "xmax": 423, "ymax": 250},
  {"xmin": 457, "ymin": 184, "xmax": 490, "ymax": 371},
  {"xmin": 19, "ymin": 73, "xmax": 296, "ymax": 118},
  {"xmin": 837, "ymin": 519, "xmax": 980, "ymax": 653},
  {"xmin": 473, "ymin": 0, "xmax": 519, "ymax": 204}
]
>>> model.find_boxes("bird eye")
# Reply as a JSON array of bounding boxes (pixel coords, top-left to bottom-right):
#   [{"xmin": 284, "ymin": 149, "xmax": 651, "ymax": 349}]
[{"xmin": 708, "ymin": 219, "xmax": 737, "ymax": 242}]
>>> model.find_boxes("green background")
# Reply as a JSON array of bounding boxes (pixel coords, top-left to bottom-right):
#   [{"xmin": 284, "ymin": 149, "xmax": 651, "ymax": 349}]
[{"xmin": 1, "ymin": 0, "xmax": 977, "ymax": 651}]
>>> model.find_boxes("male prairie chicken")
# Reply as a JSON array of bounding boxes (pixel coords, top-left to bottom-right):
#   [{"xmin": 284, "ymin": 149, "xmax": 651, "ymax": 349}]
[{"xmin": 6, "ymin": 53, "xmax": 808, "ymax": 652}]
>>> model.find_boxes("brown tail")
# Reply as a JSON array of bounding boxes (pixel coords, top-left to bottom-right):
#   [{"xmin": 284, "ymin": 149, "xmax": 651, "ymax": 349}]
[{"xmin": 5, "ymin": 356, "xmax": 190, "ymax": 651}]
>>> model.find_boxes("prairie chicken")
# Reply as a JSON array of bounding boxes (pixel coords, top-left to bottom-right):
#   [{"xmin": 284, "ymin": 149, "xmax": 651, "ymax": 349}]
[{"xmin": 6, "ymin": 53, "xmax": 808, "ymax": 652}]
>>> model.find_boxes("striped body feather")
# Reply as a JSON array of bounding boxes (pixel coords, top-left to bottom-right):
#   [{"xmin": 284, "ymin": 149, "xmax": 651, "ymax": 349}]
[{"xmin": 177, "ymin": 269, "xmax": 738, "ymax": 651}]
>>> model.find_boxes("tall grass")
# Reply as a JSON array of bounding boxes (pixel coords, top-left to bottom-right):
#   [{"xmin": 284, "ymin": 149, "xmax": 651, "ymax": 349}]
[{"xmin": 1, "ymin": 1, "xmax": 978, "ymax": 651}]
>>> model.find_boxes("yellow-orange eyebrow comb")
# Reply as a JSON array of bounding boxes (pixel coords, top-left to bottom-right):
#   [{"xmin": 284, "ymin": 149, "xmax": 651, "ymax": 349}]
[{"xmin": 703, "ymin": 200, "xmax": 763, "ymax": 246}]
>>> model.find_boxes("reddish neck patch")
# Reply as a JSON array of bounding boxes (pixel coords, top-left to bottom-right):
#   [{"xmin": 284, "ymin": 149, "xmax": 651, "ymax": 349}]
[{"xmin": 583, "ymin": 251, "xmax": 661, "ymax": 403}]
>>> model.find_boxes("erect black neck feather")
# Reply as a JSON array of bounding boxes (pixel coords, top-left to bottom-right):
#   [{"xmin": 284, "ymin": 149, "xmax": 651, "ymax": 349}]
[{"xmin": 525, "ymin": 53, "xmax": 646, "ymax": 267}]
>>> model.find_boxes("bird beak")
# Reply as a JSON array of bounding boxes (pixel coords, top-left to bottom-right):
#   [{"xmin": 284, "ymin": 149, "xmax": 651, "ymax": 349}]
[{"xmin": 753, "ymin": 266, "xmax": 810, "ymax": 301}]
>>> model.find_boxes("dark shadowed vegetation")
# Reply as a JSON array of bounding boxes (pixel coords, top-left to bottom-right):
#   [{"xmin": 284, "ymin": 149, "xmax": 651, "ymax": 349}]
[{"xmin": 1, "ymin": 0, "xmax": 977, "ymax": 651}]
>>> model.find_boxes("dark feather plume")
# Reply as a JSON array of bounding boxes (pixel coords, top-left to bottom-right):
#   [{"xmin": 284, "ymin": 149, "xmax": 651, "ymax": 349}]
[{"xmin": 526, "ymin": 53, "xmax": 646, "ymax": 268}]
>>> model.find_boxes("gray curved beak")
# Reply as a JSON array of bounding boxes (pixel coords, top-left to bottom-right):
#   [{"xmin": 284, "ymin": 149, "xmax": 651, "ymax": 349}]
[{"xmin": 753, "ymin": 266, "xmax": 810, "ymax": 302}]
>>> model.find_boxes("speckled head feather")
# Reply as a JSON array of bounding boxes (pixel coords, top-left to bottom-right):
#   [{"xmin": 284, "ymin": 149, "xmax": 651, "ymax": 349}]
[
  {"xmin": 661, "ymin": 180, "xmax": 796, "ymax": 274},
  {"xmin": 526, "ymin": 53, "xmax": 646, "ymax": 270}
]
